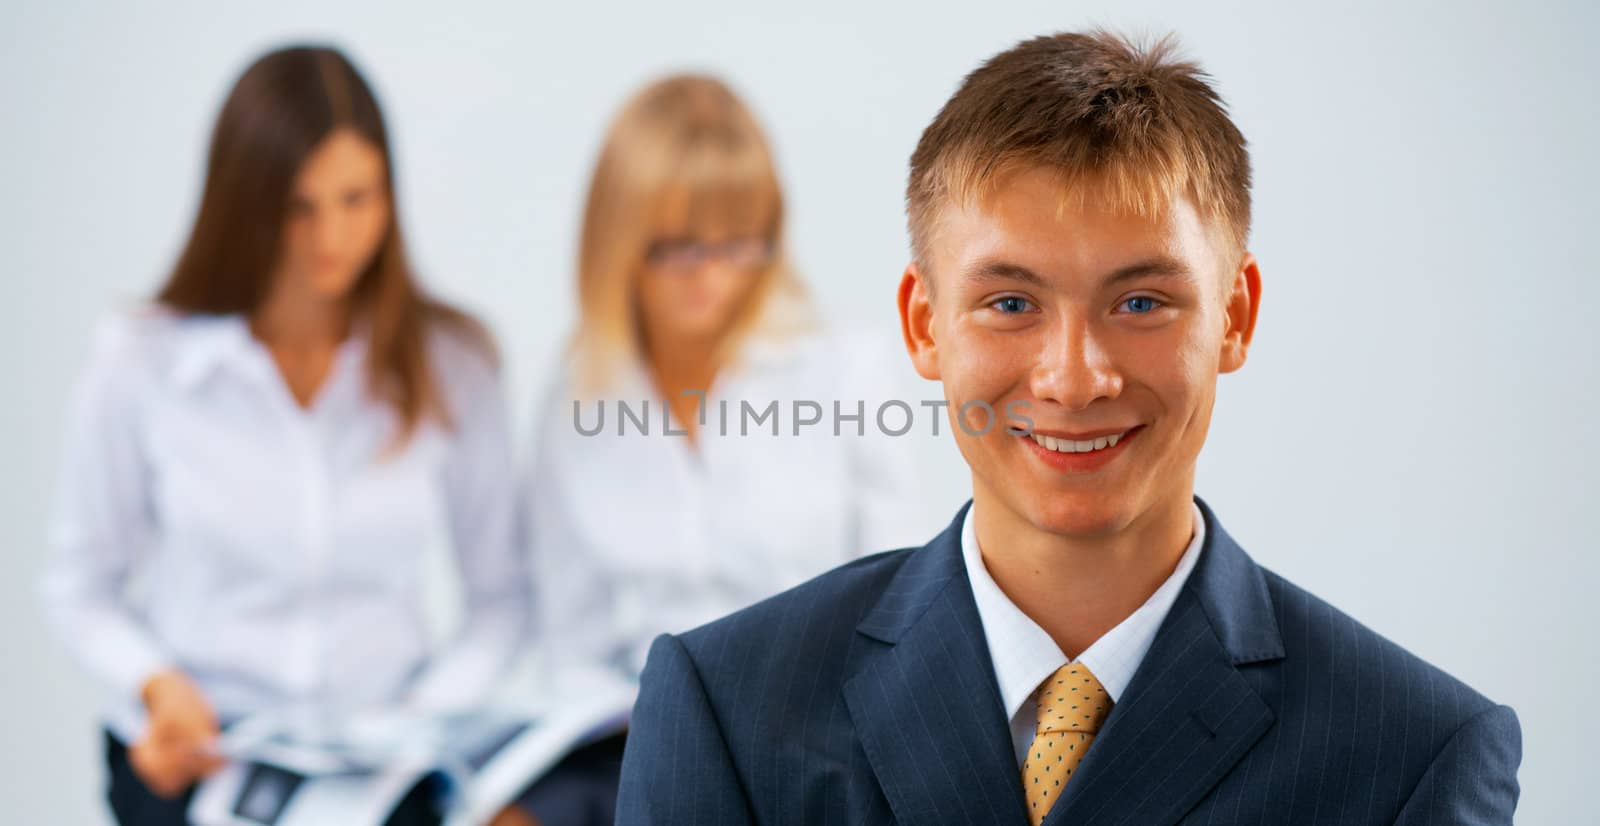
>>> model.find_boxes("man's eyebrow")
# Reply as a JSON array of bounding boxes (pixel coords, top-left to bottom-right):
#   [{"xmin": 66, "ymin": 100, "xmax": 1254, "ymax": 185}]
[
  {"xmin": 1102, "ymin": 255, "xmax": 1196, "ymax": 285},
  {"xmin": 959, "ymin": 259, "xmax": 1048, "ymax": 288},
  {"xmin": 960, "ymin": 255, "xmax": 1196, "ymax": 290}
]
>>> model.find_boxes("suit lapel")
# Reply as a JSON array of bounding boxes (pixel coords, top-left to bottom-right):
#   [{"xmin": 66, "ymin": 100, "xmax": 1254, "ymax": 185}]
[
  {"xmin": 1044, "ymin": 497, "xmax": 1285, "ymax": 826},
  {"xmin": 842, "ymin": 503, "xmax": 1030, "ymax": 825}
]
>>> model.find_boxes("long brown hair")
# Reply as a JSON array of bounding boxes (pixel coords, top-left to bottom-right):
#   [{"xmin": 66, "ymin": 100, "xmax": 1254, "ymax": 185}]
[
  {"xmin": 574, "ymin": 73, "xmax": 813, "ymax": 394},
  {"xmin": 156, "ymin": 45, "xmax": 489, "ymax": 438}
]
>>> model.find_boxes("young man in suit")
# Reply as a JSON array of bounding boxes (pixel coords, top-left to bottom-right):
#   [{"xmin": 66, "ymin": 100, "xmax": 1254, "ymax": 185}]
[{"xmin": 615, "ymin": 30, "xmax": 1521, "ymax": 825}]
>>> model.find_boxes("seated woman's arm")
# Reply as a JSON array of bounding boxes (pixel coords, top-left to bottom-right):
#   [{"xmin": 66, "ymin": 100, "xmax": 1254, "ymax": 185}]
[
  {"xmin": 40, "ymin": 316, "xmax": 173, "ymax": 707},
  {"xmin": 406, "ymin": 336, "xmax": 531, "ymax": 710}
]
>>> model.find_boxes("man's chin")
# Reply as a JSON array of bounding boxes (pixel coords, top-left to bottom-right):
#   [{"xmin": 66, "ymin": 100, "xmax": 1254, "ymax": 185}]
[{"xmin": 1021, "ymin": 493, "xmax": 1134, "ymax": 540}]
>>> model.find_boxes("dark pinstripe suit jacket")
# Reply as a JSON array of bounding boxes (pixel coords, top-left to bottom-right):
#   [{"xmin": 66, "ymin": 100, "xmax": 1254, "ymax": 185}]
[{"xmin": 616, "ymin": 498, "xmax": 1521, "ymax": 825}]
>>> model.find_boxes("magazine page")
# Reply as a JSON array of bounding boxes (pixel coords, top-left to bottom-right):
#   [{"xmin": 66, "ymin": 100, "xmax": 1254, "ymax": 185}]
[
  {"xmin": 187, "ymin": 707, "xmax": 444, "ymax": 826},
  {"xmin": 445, "ymin": 682, "xmax": 633, "ymax": 825},
  {"xmin": 187, "ymin": 682, "xmax": 634, "ymax": 826}
]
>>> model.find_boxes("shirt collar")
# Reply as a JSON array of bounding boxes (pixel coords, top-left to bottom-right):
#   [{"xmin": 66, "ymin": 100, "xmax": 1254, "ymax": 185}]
[
  {"xmin": 168, "ymin": 313, "xmax": 254, "ymax": 390},
  {"xmin": 961, "ymin": 498, "xmax": 1207, "ymax": 720},
  {"xmin": 168, "ymin": 312, "xmax": 371, "ymax": 393}
]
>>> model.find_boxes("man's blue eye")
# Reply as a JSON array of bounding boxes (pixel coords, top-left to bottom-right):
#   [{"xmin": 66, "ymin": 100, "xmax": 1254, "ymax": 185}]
[
  {"xmin": 994, "ymin": 297, "xmax": 1032, "ymax": 313},
  {"xmin": 1122, "ymin": 296, "xmax": 1162, "ymax": 313}
]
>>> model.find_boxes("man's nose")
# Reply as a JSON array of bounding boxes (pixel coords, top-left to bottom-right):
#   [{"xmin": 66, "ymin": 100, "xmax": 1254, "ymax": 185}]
[{"xmin": 1029, "ymin": 313, "xmax": 1123, "ymax": 412}]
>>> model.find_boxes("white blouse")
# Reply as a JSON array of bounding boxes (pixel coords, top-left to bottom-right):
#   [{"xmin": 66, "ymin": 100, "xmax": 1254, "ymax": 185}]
[
  {"xmin": 40, "ymin": 308, "xmax": 529, "ymax": 740},
  {"xmin": 524, "ymin": 328, "xmax": 934, "ymax": 700}
]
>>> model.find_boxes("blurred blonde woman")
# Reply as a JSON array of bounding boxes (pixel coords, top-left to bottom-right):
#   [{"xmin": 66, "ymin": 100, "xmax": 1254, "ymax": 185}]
[{"xmin": 506, "ymin": 74, "xmax": 928, "ymax": 826}]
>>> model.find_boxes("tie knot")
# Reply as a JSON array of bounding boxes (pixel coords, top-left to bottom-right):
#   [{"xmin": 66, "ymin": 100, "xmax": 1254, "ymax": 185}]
[{"xmin": 1033, "ymin": 663, "xmax": 1112, "ymax": 736}]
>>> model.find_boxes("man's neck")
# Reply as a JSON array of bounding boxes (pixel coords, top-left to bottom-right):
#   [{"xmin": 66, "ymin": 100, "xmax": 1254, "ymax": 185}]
[{"xmin": 971, "ymin": 484, "xmax": 1197, "ymax": 660}]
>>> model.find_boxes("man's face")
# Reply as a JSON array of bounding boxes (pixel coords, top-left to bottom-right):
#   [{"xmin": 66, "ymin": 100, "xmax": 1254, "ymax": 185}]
[{"xmin": 899, "ymin": 165, "xmax": 1260, "ymax": 538}]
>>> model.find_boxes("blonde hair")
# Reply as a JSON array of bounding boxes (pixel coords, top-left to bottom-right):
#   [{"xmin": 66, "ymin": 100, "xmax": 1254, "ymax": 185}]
[
  {"xmin": 907, "ymin": 30, "xmax": 1252, "ymax": 271},
  {"xmin": 573, "ymin": 73, "xmax": 813, "ymax": 393}
]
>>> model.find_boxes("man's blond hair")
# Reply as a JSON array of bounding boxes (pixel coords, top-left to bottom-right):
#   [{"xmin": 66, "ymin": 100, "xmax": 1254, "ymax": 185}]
[{"xmin": 907, "ymin": 30, "xmax": 1252, "ymax": 269}]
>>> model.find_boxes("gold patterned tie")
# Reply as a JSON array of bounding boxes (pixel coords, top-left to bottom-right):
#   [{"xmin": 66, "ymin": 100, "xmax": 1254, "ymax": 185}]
[{"xmin": 1022, "ymin": 663, "xmax": 1113, "ymax": 826}]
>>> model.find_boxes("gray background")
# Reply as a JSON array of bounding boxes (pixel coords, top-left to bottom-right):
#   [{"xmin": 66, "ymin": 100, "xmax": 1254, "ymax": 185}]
[{"xmin": 3, "ymin": 0, "xmax": 1594, "ymax": 822}]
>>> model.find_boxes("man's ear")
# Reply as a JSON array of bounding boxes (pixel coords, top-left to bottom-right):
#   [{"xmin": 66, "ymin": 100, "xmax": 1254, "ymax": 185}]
[
  {"xmin": 898, "ymin": 262, "xmax": 941, "ymax": 381},
  {"xmin": 1219, "ymin": 251, "xmax": 1262, "ymax": 374}
]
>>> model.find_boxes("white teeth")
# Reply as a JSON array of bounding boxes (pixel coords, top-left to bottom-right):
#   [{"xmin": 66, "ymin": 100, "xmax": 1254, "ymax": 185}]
[{"xmin": 1029, "ymin": 430, "xmax": 1129, "ymax": 454}]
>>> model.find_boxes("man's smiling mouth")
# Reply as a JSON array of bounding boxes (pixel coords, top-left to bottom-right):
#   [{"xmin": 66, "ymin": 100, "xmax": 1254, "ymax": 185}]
[{"xmin": 1025, "ymin": 425, "xmax": 1142, "ymax": 454}]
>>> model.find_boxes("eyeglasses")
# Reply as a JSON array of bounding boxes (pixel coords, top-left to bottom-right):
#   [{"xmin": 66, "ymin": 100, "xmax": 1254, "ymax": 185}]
[{"xmin": 645, "ymin": 237, "xmax": 775, "ymax": 272}]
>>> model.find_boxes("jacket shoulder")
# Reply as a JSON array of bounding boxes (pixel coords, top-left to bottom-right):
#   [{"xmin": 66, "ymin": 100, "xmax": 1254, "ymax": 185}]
[
  {"xmin": 1260, "ymin": 567, "xmax": 1505, "ymax": 735},
  {"xmin": 673, "ymin": 546, "xmax": 916, "ymax": 685}
]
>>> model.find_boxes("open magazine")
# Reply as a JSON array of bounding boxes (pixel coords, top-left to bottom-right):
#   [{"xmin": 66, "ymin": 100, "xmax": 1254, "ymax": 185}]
[{"xmin": 186, "ymin": 682, "xmax": 634, "ymax": 826}]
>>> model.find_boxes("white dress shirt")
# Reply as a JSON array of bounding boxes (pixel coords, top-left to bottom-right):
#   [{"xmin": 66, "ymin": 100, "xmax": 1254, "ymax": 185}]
[
  {"xmin": 524, "ymin": 328, "xmax": 932, "ymax": 700},
  {"xmin": 961, "ymin": 499, "xmax": 1206, "ymax": 765},
  {"xmin": 40, "ymin": 308, "xmax": 529, "ymax": 740}
]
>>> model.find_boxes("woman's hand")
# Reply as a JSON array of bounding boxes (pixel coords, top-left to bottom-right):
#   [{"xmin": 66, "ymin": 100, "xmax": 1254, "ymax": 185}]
[{"xmin": 130, "ymin": 669, "xmax": 225, "ymax": 797}]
